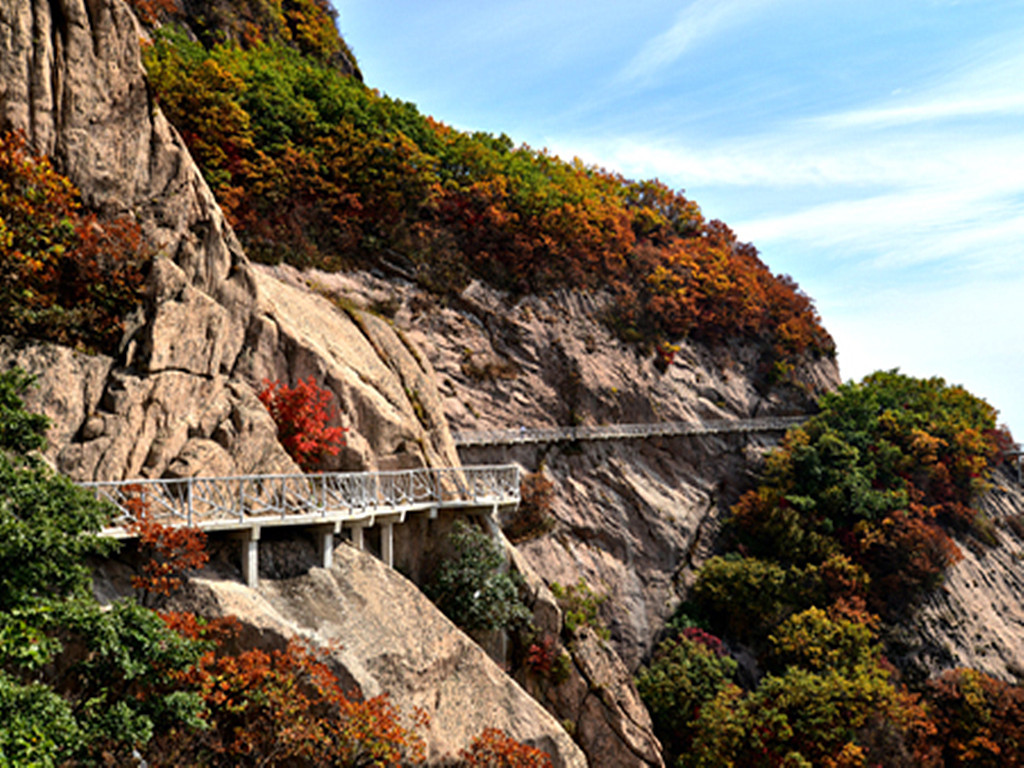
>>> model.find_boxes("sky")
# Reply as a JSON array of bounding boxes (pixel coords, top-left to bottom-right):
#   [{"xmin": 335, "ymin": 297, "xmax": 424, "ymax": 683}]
[{"xmin": 333, "ymin": 0, "xmax": 1024, "ymax": 439}]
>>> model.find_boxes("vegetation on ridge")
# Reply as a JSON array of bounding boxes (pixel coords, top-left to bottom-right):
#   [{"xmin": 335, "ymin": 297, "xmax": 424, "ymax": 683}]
[
  {"xmin": 0, "ymin": 131, "xmax": 149, "ymax": 355},
  {"xmin": 637, "ymin": 371, "xmax": 1024, "ymax": 766},
  {"xmin": 141, "ymin": 6, "xmax": 833, "ymax": 379}
]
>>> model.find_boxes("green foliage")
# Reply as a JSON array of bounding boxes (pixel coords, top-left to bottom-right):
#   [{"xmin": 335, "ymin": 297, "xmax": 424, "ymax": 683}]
[
  {"xmin": 549, "ymin": 578, "xmax": 609, "ymax": 640},
  {"xmin": 0, "ymin": 375, "xmax": 208, "ymax": 764},
  {"xmin": 0, "ymin": 368, "xmax": 49, "ymax": 455},
  {"xmin": 728, "ymin": 370, "xmax": 1001, "ymax": 616},
  {"xmin": 651, "ymin": 372, "xmax": 1018, "ymax": 764},
  {"xmin": 0, "ymin": 131, "xmax": 149, "ymax": 354},
  {"xmin": 143, "ymin": 24, "xmax": 833, "ymax": 373},
  {"xmin": 635, "ymin": 633, "xmax": 737, "ymax": 760},
  {"xmin": 426, "ymin": 520, "xmax": 531, "ymax": 634}
]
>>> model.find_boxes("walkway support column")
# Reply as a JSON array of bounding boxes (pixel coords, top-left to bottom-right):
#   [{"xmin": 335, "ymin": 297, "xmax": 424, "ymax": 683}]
[
  {"xmin": 313, "ymin": 524, "xmax": 337, "ymax": 570},
  {"xmin": 239, "ymin": 527, "xmax": 261, "ymax": 588},
  {"xmin": 350, "ymin": 525, "xmax": 365, "ymax": 552},
  {"xmin": 381, "ymin": 522, "xmax": 394, "ymax": 568}
]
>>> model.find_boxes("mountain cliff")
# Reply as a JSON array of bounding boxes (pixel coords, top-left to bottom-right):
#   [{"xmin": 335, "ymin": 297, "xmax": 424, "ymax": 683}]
[{"xmin": 2, "ymin": 0, "xmax": 1023, "ymax": 765}]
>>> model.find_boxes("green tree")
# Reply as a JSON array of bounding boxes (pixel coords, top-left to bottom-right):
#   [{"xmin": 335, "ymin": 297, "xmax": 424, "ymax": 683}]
[
  {"xmin": 0, "ymin": 370, "xmax": 205, "ymax": 764},
  {"xmin": 635, "ymin": 632, "xmax": 737, "ymax": 762},
  {"xmin": 426, "ymin": 520, "xmax": 530, "ymax": 634}
]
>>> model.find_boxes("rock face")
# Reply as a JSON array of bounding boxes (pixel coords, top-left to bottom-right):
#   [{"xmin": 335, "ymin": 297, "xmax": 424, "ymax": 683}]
[
  {"xmin": 164, "ymin": 543, "xmax": 587, "ymax": 767},
  {"xmin": 0, "ymin": 0, "xmax": 455, "ymax": 481},
  {"xmin": 331, "ymin": 271, "xmax": 840, "ymax": 670},
  {"xmin": 891, "ymin": 466, "xmax": 1024, "ymax": 684}
]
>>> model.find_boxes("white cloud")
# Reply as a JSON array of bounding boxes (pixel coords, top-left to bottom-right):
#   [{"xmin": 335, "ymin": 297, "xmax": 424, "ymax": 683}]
[{"xmin": 616, "ymin": 0, "xmax": 779, "ymax": 85}]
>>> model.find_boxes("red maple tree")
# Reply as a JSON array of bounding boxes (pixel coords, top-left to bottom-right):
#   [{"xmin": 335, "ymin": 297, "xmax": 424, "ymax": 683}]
[{"xmin": 258, "ymin": 376, "xmax": 348, "ymax": 471}]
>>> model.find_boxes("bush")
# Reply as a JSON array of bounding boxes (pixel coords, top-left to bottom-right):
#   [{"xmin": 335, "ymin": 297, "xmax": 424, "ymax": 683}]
[
  {"xmin": 0, "ymin": 131, "xmax": 149, "ymax": 355},
  {"xmin": 549, "ymin": 578, "xmax": 609, "ymax": 640},
  {"xmin": 503, "ymin": 470, "xmax": 555, "ymax": 543},
  {"xmin": 456, "ymin": 727, "xmax": 553, "ymax": 768},
  {"xmin": 426, "ymin": 520, "xmax": 531, "ymax": 634},
  {"xmin": 635, "ymin": 632, "xmax": 737, "ymax": 762},
  {"xmin": 258, "ymin": 376, "xmax": 347, "ymax": 471}
]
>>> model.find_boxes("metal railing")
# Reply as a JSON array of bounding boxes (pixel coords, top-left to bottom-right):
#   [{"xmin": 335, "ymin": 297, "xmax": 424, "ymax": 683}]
[
  {"xmin": 452, "ymin": 416, "xmax": 808, "ymax": 447},
  {"xmin": 81, "ymin": 465, "xmax": 521, "ymax": 532}
]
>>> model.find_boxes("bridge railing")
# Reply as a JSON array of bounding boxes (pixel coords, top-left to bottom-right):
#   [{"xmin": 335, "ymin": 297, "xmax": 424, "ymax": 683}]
[
  {"xmin": 81, "ymin": 465, "xmax": 521, "ymax": 531},
  {"xmin": 452, "ymin": 416, "xmax": 808, "ymax": 447}
]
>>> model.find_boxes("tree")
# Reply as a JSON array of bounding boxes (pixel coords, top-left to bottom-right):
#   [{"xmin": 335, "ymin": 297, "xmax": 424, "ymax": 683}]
[
  {"xmin": 0, "ymin": 130, "xmax": 149, "ymax": 354},
  {"xmin": 259, "ymin": 376, "xmax": 347, "ymax": 470},
  {"xmin": 426, "ymin": 520, "xmax": 530, "ymax": 634},
  {"xmin": 635, "ymin": 632, "xmax": 737, "ymax": 762},
  {"xmin": 0, "ymin": 370, "xmax": 206, "ymax": 764}
]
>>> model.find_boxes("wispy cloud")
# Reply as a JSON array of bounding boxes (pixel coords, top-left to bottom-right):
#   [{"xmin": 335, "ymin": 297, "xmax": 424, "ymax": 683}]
[{"xmin": 615, "ymin": 0, "xmax": 778, "ymax": 85}]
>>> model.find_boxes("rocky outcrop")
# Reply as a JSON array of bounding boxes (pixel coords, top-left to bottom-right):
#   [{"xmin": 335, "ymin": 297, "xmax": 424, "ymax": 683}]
[
  {"xmin": 328, "ymin": 269, "xmax": 840, "ymax": 671},
  {"xmin": 162, "ymin": 543, "xmax": 587, "ymax": 767},
  {"xmin": 0, "ymin": 0, "xmax": 454, "ymax": 480},
  {"xmin": 890, "ymin": 466, "xmax": 1024, "ymax": 684},
  {"xmin": 1, "ymin": 2, "xmax": 592, "ymax": 762}
]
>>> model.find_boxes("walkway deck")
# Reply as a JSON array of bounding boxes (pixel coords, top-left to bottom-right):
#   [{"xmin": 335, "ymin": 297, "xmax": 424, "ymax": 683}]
[
  {"xmin": 81, "ymin": 465, "xmax": 520, "ymax": 586},
  {"xmin": 452, "ymin": 415, "xmax": 808, "ymax": 447}
]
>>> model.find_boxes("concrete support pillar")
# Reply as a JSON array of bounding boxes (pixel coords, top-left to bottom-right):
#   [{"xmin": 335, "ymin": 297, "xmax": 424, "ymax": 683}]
[
  {"xmin": 314, "ymin": 525, "xmax": 335, "ymax": 570},
  {"xmin": 240, "ymin": 527, "xmax": 261, "ymax": 588},
  {"xmin": 350, "ymin": 525, "xmax": 365, "ymax": 552},
  {"xmin": 381, "ymin": 522, "xmax": 394, "ymax": 568}
]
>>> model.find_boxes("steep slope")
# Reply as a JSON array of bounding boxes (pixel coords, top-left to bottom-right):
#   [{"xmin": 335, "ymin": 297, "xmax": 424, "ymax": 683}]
[
  {"xmin": 892, "ymin": 467, "xmax": 1024, "ymax": 683},
  {"xmin": 0, "ymin": 0, "xmax": 455, "ymax": 480},
  {"xmin": 0, "ymin": 0, "xmax": 585, "ymax": 763},
  {"xmin": 307, "ymin": 267, "xmax": 840, "ymax": 670}
]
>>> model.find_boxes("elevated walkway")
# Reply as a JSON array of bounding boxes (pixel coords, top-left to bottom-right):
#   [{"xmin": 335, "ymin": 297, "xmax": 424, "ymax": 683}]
[
  {"xmin": 452, "ymin": 415, "xmax": 808, "ymax": 447},
  {"xmin": 81, "ymin": 465, "xmax": 520, "ymax": 586}
]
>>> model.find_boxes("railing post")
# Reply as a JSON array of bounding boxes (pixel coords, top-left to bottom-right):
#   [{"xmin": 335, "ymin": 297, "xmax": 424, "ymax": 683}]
[{"xmin": 187, "ymin": 477, "xmax": 194, "ymax": 527}]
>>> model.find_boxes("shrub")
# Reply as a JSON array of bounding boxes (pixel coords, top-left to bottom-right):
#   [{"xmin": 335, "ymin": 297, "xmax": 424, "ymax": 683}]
[
  {"xmin": 426, "ymin": 520, "xmax": 531, "ymax": 634},
  {"xmin": 0, "ymin": 131, "xmax": 149, "ymax": 355},
  {"xmin": 503, "ymin": 469, "xmax": 556, "ymax": 543},
  {"xmin": 258, "ymin": 376, "xmax": 347, "ymax": 471},
  {"xmin": 635, "ymin": 633, "xmax": 737, "ymax": 761},
  {"xmin": 549, "ymin": 578, "xmax": 609, "ymax": 640},
  {"xmin": 456, "ymin": 727, "xmax": 553, "ymax": 768}
]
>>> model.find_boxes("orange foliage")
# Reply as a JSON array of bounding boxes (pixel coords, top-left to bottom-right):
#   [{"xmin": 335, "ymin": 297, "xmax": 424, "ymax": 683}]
[
  {"xmin": 458, "ymin": 728, "xmax": 554, "ymax": 768},
  {"xmin": 144, "ymin": 32, "xmax": 834, "ymax": 373},
  {"xmin": 125, "ymin": 489, "xmax": 209, "ymax": 599},
  {"xmin": 0, "ymin": 130, "xmax": 149, "ymax": 353},
  {"xmin": 126, "ymin": 0, "xmax": 178, "ymax": 25},
  {"xmin": 150, "ymin": 623, "xmax": 427, "ymax": 766},
  {"xmin": 925, "ymin": 668, "xmax": 1024, "ymax": 766}
]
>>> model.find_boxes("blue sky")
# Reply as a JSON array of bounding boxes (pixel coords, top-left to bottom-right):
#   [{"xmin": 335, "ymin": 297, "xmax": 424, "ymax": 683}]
[{"xmin": 333, "ymin": 0, "xmax": 1024, "ymax": 438}]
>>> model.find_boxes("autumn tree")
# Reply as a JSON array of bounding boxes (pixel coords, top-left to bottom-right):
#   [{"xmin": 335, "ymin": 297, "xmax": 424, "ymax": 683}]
[
  {"xmin": 259, "ymin": 376, "xmax": 347, "ymax": 470},
  {"xmin": 0, "ymin": 131, "xmax": 149, "ymax": 354}
]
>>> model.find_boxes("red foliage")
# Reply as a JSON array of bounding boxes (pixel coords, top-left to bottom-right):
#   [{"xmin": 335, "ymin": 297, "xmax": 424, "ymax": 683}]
[
  {"xmin": 152, "ymin": 619, "xmax": 427, "ymax": 766},
  {"xmin": 458, "ymin": 728, "xmax": 554, "ymax": 768},
  {"xmin": 924, "ymin": 668, "xmax": 1024, "ymax": 766},
  {"xmin": 0, "ymin": 130, "xmax": 149, "ymax": 353},
  {"xmin": 124, "ymin": 486, "xmax": 209, "ymax": 599},
  {"xmin": 258, "ymin": 376, "xmax": 347, "ymax": 470},
  {"xmin": 525, "ymin": 634, "xmax": 558, "ymax": 677},
  {"xmin": 126, "ymin": 0, "xmax": 178, "ymax": 25},
  {"xmin": 682, "ymin": 627, "xmax": 726, "ymax": 657}
]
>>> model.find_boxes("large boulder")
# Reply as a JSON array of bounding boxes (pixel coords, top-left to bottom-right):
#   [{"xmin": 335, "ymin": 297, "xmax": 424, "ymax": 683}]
[{"xmin": 167, "ymin": 544, "xmax": 588, "ymax": 767}]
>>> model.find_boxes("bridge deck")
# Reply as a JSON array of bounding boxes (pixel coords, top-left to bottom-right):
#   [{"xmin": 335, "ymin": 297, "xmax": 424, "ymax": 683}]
[
  {"xmin": 81, "ymin": 465, "xmax": 520, "ymax": 586},
  {"xmin": 452, "ymin": 415, "xmax": 808, "ymax": 447}
]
